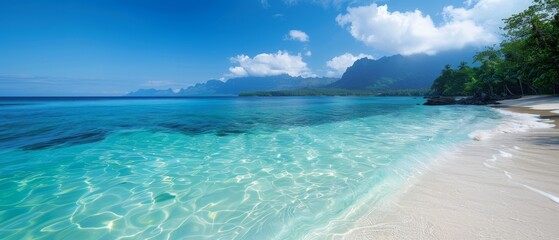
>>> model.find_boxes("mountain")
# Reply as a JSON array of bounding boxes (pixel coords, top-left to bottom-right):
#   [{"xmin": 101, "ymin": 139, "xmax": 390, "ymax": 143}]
[
  {"xmin": 329, "ymin": 49, "xmax": 478, "ymax": 90},
  {"xmin": 125, "ymin": 75, "xmax": 338, "ymax": 96},
  {"xmin": 126, "ymin": 49, "xmax": 477, "ymax": 97},
  {"xmin": 178, "ymin": 80, "xmax": 226, "ymax": 96},
  {"xmin": 185, "ymin": 75, "xmax": 337, "ymax": 96}
]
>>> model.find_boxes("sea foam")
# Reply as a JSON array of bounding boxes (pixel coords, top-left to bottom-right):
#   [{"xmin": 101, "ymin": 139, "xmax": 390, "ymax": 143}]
[{"xmin": 469, "ymin": 109, "xmax": 554, "ymax": 141}]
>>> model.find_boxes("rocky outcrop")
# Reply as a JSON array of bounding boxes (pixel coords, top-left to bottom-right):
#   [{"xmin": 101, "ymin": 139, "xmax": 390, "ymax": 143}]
[
  {"xmin": 423, "ymin": 97, "xmax": 458, "ymax": 105},
  {"xmin": 424, "ymin": 94, "xmax": 521, "ymax": 106}
]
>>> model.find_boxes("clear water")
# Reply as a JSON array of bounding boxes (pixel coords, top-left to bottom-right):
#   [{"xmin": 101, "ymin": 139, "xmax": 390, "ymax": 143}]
[{"xmin": 0, "ymin": 97, "xmax": 503, "ymax": 239}]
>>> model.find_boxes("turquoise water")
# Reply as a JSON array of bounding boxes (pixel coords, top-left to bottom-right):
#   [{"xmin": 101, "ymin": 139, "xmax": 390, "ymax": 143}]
[{"xmin": 0, "ymin": 97, "xmax": 502, "ymax": 239}]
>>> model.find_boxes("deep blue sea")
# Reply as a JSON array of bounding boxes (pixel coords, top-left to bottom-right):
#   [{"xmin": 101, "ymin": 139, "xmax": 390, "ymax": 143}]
[{"xmin": 0, "ymin": 97, "xmax": 503, "ymax": 239}]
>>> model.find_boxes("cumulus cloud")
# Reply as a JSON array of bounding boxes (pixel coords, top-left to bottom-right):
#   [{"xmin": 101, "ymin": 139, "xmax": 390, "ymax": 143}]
[
  {"xmin": 326, "ymin": 53, "xmax": 374, "ymax": 77},
  {"xmin": 226, "ymin": 51, "xmax": 314, "ymax": 78},
  {"xmin": 442, "ymin": 0, "xmax": 531, "ymax": 34},
  {"xmin": 336, "ymin": 0, "xmax": 532, "ymax": 55},
  {"xmin": 288, "ymin": 30, "xmax": 310, "ymax": 42}
]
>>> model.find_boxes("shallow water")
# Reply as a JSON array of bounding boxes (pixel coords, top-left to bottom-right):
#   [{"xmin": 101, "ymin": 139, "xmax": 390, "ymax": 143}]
[{"xmin": 0, "ymin": 97, "xmax": 503, "ymax": 239}]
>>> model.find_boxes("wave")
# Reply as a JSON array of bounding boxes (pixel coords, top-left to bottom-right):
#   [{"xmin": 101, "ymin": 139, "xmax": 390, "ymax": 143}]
[{"xmin": 468, "ymin": 109, "xmax": 554, "ymax": 141}]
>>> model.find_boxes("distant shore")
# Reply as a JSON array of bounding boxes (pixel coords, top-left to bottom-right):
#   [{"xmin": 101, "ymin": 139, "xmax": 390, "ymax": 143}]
[
  {"xmin": 238, "ymin": 88, "xmax": 429, "ymax": 97},
  {"xmin": 338, "ymin": 95, "xmax": 559, "ymax": 239}
]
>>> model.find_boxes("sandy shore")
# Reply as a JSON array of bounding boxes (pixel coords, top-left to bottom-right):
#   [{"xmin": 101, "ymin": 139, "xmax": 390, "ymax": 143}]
[
  {"xmin": 494, "ymin": 95, "xmax": 559, "ymax": 129},
  {"xmin": 338, "ymin": 96, "xmax": 559, "ymax": 239}
]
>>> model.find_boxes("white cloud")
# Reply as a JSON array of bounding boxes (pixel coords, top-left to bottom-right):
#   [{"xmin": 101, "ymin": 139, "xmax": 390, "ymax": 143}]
[
  {"xmin": 305, "ymin": 50, "xmax": 312, "ymax": 57},
  {"xmin": 336, "ymin": 0, "xmax": 532, "ymax": 55},
  {"xmin": 442, "ymin": 0, "xmax": 531, "ymax": 35},
  {"xmin": 226, "ymin": 51, "xmax": 314, "ymax": 78},
  {"xmin": 326, "ymin": 53, "xmax": 374, "ymax": 77},
  {"xmin": 288, "ymin": 30, "xmax": 310, "ymax": 42}
]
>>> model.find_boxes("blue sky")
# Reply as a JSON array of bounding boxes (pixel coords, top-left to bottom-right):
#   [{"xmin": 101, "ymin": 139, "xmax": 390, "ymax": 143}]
[{"xmin": 0, "ymin": 0, "xmax": 532, "ymax": 96}]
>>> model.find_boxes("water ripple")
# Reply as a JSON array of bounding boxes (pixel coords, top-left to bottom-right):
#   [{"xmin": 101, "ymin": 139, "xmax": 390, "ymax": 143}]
[{"xmin": 0, "ymin": 97, "xmax": 504, "ymax": 239}]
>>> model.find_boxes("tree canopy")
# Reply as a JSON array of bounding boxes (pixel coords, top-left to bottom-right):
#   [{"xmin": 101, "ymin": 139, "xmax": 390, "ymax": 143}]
[{"xmin": 430, "ymin": 0, "xmax": 559, "ymax": 96}]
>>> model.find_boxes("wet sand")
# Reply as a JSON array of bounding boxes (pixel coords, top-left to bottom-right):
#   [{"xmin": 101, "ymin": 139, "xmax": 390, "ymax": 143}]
[
  {"xmin": 338, "ymin": 96, "xmax": 559, "ymax": 239},
  {"xmin": 494, "ymin": 95, "xmax": 559, "ymax": 129}
]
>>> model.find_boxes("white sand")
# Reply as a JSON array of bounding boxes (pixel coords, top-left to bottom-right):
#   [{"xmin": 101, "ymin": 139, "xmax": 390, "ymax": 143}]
[
  {"xmin": 499, "ymin": 95, "xmax": 559, "ymax": 111},
  {"xmin": 336, "ymin": 96, "xmax": 559, "ymax": 239}
]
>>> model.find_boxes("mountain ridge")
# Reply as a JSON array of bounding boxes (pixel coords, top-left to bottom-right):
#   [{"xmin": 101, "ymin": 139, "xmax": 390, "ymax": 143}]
[
  {"xmin": 127, "ymin": 49, "xmax": 478, "ymax": 96},
  {"xmin": 126, "ymin": 75, "xmax": 338, "ymax": 97},
  {"xmin": 330, "ymin": 49, "xmax": 477, "ymax": 90}
]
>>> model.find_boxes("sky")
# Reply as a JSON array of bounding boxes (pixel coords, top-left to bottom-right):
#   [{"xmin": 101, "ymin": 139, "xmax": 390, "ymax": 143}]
[{"xmin": 0, "ymin": 0, "xmax": 533, "ymax": 96}]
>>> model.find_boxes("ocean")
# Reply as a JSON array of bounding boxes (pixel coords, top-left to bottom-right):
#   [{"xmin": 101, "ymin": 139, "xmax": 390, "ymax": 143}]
[{"xmin": 0, "ymin": 97, "xmax": 505, "ymax": 239}]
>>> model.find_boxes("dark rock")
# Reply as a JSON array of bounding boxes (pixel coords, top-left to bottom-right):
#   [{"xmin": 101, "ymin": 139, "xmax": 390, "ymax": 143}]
[
  {"xmin": 423, "ymin": 97, "xmax": 457, "ymax": 105},
  {"xmin": 457, "ymin": 96, "xmax": 498, "ymax": 105},
  {"xmin": 424, "ymin": 94, "xmax": 522, "ymax": 106}
]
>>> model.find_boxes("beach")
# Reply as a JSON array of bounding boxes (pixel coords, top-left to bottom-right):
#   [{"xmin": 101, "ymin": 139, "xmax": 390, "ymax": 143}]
[{"xmin": 339, "ymin": 96, "xmax": 559, "ymax": 239}]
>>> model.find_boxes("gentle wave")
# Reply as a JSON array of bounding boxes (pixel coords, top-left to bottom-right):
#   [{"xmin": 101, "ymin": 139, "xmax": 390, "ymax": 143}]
[{"xmin": 468, "ymin": 109, "xmax": 554, "ymax": 141}]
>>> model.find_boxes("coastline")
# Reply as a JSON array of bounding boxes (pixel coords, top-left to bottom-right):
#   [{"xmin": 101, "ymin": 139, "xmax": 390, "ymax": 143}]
[
  {"xmin": 493, "ymin": 95, "xmax": 559, "ymax": 129},
  {"xmin": 337, "ymin": 96, "xmax": 559, "ymax": 239}
]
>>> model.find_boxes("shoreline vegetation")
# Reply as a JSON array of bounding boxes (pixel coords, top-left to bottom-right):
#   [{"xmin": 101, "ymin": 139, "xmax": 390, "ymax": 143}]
[{"xmin": 426, "ymin": 0, "xmax": 558, "ymax": 102}]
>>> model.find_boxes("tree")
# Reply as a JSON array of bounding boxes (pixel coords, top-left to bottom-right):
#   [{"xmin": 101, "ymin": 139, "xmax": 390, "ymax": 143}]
[
  {"xmin": 473, "ymin": 47, "xmax": 503, "ymax": 96},
  {"xmin": 503, "ymin": 0, "xmax": 559, "ymax": 94},
  {"xmin": 429, "ymin": 0, "xmax": 559, "ymax": 96},
  {"xmin": 500, "ymin": 40, "xmax": 529, "ymax": 95},
  {"xmin": 430, "ymin": 64, "xmax": 454, "ymax": 96},
  {"xmin": 430, "ymin": 63, "xmax": 475, "ymax": 96}
]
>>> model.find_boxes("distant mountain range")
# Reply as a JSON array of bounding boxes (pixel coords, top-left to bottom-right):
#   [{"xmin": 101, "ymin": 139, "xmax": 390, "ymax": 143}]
[
  {"xmin": 330, "ymin": 49, "xmax": 477, "ymax": 90},
  {"xmin": 126, "ymin": 49, "xmax": 477, "ymax": 96},
  {"xmin": 126, "ymin": 75, "xmax": 338, "ymax": 96},
  {"xmin": 126, "ymin": 88, "xmax": 177, "ymax": 96}
]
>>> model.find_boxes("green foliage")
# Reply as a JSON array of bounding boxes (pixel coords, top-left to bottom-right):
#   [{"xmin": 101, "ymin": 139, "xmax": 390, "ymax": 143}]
[
  {"xmin": 430, "ymin": 0, "xmax": 559, "ymax": 96},
  {"xmin": 503, "ymin": 0, "xmax": 559, "ymax": 93},
  {"xmin": 429, "ymin": 63, "xmax": 475, "ymax": 96},
  {"xmin": 366, "ymin": 77, "xmax": 396, "ymax": 90}
]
